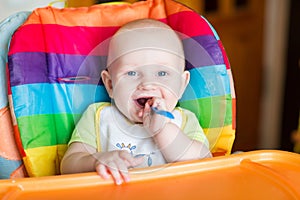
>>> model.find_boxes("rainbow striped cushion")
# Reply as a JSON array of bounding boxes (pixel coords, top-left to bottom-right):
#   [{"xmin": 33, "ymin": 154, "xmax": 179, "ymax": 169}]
[{"xmin": 7, "ymin": 0, "xmax": 235, "ymax": 177}]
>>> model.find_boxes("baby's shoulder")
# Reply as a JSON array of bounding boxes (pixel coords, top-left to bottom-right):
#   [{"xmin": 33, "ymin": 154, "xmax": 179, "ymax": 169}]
[
  {"xmin": 87, "ymin": 102, "xmax": 111, "ymax": 110},
  {"xmin": 174, "ymin": 106, "xmax": 196, "ymax": 117}
]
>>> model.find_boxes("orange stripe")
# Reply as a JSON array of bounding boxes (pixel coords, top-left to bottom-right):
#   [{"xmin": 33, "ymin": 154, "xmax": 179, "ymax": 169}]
[
  {"xmin": 212, "ymin": 151, "xmax": 226, "ymax": 157},
  {"xmin": 23, "ymin": 0, "xmax": 193, "ymax": 27},
  {"xmin": 232, "ymin": 98, "xmax": 236, "ymax": 130},
  {"xmin": 25, "ymin": 2, "xmax": 160, "ymax": 26},
  {"xmin": 165, "ymin": 0, "xmax": 192, "ymax": 15}
]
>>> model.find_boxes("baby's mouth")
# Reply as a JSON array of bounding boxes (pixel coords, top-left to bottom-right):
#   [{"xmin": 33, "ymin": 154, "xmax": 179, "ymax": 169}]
[{"xmin": 135, "ymin": 97, "xmax": 153, "ymax": 108}]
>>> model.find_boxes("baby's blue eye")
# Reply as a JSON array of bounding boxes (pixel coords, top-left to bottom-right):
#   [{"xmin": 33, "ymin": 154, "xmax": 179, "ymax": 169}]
[
  {"xmin": 127, "ymin": 71, "xmax": 137, "ymax": 76},
  {"xmin": 157, "ymin": 71, "xmax": 167, "ymax": 76}
]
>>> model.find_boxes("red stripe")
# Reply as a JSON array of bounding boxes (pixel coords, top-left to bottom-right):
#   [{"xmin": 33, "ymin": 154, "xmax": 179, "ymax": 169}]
[
  {"xmin": 6, "ymin": 63, "xmax": 11, "ymax": 95},
  {"xmin": 167, "ymin": 11, "xmax": 214, "ymax": 38},
  {"xmin": 8, "ymin": 24, "xmax": 119, "ymax": 56},
  {"xmin": 218, "ymin": 40, "xmax": 231, "ymax": 69},
  {"xmin": 10, "ymin": 164, "xmax": 28, "ymax": 178},
  {"xmin": 13, "ymin": 125, "xmax": 26, "ymax": 157},
  {"xmin": 9, "ymin": 11, "xmax": 214, "ymax": 55}
]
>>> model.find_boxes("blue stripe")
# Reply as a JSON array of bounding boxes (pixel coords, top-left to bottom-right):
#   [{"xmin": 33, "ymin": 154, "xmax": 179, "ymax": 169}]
[
  {"xmin": 11, "ymin": 83, "xmax": 110, "ymax": 117},
  {"xmin": 11, "ymin": 65, "xmax": 230, "ymax": 116},
  {"xmin": 0, "ymin": 156, "xmax": 23, "ymax": 179},
  {"xmin": 180, "ymin": 65, "xmax": 230, "ymax": 100}
]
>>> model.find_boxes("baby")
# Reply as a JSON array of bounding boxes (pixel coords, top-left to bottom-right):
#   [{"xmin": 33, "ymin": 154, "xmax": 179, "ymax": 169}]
[{"xmin": 61, "ymin": 19, "xmax": 211, "ymax": 185}]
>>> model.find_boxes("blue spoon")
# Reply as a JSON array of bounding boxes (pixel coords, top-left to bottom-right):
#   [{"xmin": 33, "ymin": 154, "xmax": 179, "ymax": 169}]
[{"xmin": 151, "ymin": 107, "xmax": 175, "ymax": 119}]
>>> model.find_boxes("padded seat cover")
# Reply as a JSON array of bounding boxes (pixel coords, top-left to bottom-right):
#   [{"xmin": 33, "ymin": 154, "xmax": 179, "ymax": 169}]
[{"xmin": 7, "ymin": 0, "xmax": 235, "ymax": 177}]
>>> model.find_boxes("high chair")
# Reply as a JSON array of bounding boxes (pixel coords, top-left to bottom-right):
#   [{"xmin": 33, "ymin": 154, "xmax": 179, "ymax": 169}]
[{"xmin": 0, "ymin": 0, "xmax": 299, "ymax": 199}]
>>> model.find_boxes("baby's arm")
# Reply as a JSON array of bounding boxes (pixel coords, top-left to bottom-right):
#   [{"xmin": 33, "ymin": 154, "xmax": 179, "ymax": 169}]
[
  {"xmin": 143, "ymin": 99, "xmax": 212, "ymax": 162},
  {"xmin": 61, "ymin": 142, "xmax": 143, "ymax": 185},
  {"xmin": 152, "ymin": 123, "xmax": 212, "ymax": 162}
]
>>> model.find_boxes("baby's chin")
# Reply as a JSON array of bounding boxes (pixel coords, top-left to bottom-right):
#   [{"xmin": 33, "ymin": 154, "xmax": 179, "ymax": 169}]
[
  {"xmin": 119, "ymin": 107, "xmax": 144, "ymax": 124},
  {"xmin": 131, "ymin": 110, "xmax": 144, "ymax": 124},
  {"xmin": 127, "ymin": 115, "xmax": 143, "ymax": 124}
]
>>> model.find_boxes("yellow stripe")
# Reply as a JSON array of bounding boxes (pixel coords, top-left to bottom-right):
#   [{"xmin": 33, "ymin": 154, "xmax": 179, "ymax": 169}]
[
  {"xmin": 173, "ymin": 108, "xmax": 235, "ymax": 155},
  {"xmin": 95, "ymin": 103, "xmax": 111, "ymax": 152},
  {"xmin": 24, "ymin": 145, "xmax": 68, "ymax": 177},
  {"xmin": 48, "ymin": 0, "xmax": 66, "ymax": 7},
  {"xmin": 203, "ymin": 125, "xmax": 235, "ymax": 155},
  {"xmin": 101, "ymin": 2, "xmax": 131, "ymax": 5}
]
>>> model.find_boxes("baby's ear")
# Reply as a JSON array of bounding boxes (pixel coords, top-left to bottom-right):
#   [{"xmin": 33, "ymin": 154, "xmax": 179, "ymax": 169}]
[
  {"xmin": 179, "ymin": 70, "xmax": 190, "ymax": 98},
  {"xmin": 101, "ymin": 70, "xmax": 113, "ymax": 98}
]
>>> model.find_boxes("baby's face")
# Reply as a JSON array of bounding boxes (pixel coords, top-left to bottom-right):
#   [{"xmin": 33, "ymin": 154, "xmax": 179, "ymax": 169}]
[{"xmin": 106, "ymin": 49, "xmax": 189, "ymax": 123}]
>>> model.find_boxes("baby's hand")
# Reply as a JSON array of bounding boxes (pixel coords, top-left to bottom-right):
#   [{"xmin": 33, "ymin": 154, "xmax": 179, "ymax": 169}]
[
  {"xmin": 143, "ymin": 98, "xmax": 171, "ymax": 135},
  {"xmin": 94, "ymin": 150, "xmax": 144, "ymax": 185}
]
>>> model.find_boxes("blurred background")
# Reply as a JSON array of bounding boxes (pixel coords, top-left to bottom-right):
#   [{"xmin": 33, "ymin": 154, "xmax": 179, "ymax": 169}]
[{"xmin": 1, "ymin": 0, "xmax": 299, "ymax": 153}]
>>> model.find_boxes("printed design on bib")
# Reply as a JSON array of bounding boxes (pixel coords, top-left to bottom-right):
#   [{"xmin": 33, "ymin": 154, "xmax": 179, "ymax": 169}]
[
  {"xmin": 135, "ymin": 152, "xmax": 155, "ymax": 167},
  {"xmin": 116, "ymin": 142, "xmax": 155, "ymax": 167},
  {"xmin": 116, "ymin": 143, "xmax": 136, "ymax": 153}
]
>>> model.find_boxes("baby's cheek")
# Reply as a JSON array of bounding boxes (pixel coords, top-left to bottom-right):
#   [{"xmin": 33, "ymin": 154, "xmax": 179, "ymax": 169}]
[
  {"xmin": 113, "ymin": 87, "xmax": 134, "ymax": 104},
  {"xmin": 159, "ymin": 79, "xmax": 182, "ymax": 95}
]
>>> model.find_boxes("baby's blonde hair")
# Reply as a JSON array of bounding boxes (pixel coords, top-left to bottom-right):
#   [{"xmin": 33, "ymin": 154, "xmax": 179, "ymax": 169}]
[{"xmin": 117, "ymin": 18, "xmax": 173, "ymax": 32}]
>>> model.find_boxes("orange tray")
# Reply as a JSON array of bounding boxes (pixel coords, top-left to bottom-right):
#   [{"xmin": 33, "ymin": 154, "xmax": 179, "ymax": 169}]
[{"xmin": 1, "ymin": 150, "xmax": 300, "ymax": 200}]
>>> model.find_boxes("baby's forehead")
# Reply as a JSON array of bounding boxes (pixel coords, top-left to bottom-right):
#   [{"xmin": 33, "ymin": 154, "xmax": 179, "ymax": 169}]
[
  {"xmin": 112, "ymin": 24, "xmax": 181, "ymax": 44},
  {"xmin": 114, "ymin": 20, "xmax": 180, "ymax": 43},
  {"xmin": 108, "ymin": 49, "xmax": 185, "ymax": 73},
  {"xmin": 107, "ymin": 21, "xmax": 184, "ymax": 67}
]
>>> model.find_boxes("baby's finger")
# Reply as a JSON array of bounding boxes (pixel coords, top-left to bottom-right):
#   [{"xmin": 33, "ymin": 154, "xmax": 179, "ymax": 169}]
[
  {"xmin": 106, "ymin": 161, "xmax": 124, "ymax": 185},
  {"xmin": 142, "ymin": 103, "xmax": 151, "ymax": 128},
  {"xmin": 144, "ymin": 102, "xmax": 151, "ymax": 115},
  {"xmin": 123, "ymin": 155, "xmax": 145, "ymax": 168},
  {"xmin": 152, "ymin": 97, "xmax": 166, "ymax": 110},
  {"xmin": 115, "ymin": 159, "xmax": 131, "ymax": 183},
  {"xmin": 95, "ymin": 163, "xmax": 110, "ymax": 180},
  {"xmin": 119, "ymin": 151, "xmax": 144, "ymax": 167}
]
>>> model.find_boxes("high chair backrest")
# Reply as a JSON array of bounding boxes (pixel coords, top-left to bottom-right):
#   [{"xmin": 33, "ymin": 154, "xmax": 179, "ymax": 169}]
[{"xmin": 6, "ymin": 0, "xmax": 235, "ymax": 177}]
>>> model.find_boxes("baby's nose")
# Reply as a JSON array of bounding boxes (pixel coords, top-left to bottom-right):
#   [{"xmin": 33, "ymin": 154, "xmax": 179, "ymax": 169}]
[{"xmin": 137, "ymin": 81, "xmax": 156, "ymax": 90}]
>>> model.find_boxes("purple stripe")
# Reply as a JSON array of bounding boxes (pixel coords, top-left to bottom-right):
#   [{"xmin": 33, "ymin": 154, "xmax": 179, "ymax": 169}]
[
  {"xmin": 8, "ymin": 35, "xmax": 224, "ymax": 87},
  {"xmin": 183, "ymin": 35, "xmax": 224, "ymax": 69},
  {"xmin": 8, "ymin": 53, "xmax": 106, "ymax": 86}
]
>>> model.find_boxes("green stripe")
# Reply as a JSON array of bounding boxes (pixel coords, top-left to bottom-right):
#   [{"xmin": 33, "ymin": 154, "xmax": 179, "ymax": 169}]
[
  {"xmin": 179, "ymin": 95, "xmax": 232, "ymax": 128},
  {"xmin": 17, "ymin": 95, "xmax": 233, "ymax": 149},
  {"xmin": 17, "ymin": 114, "xmax": 82, "ymax": 149}
]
